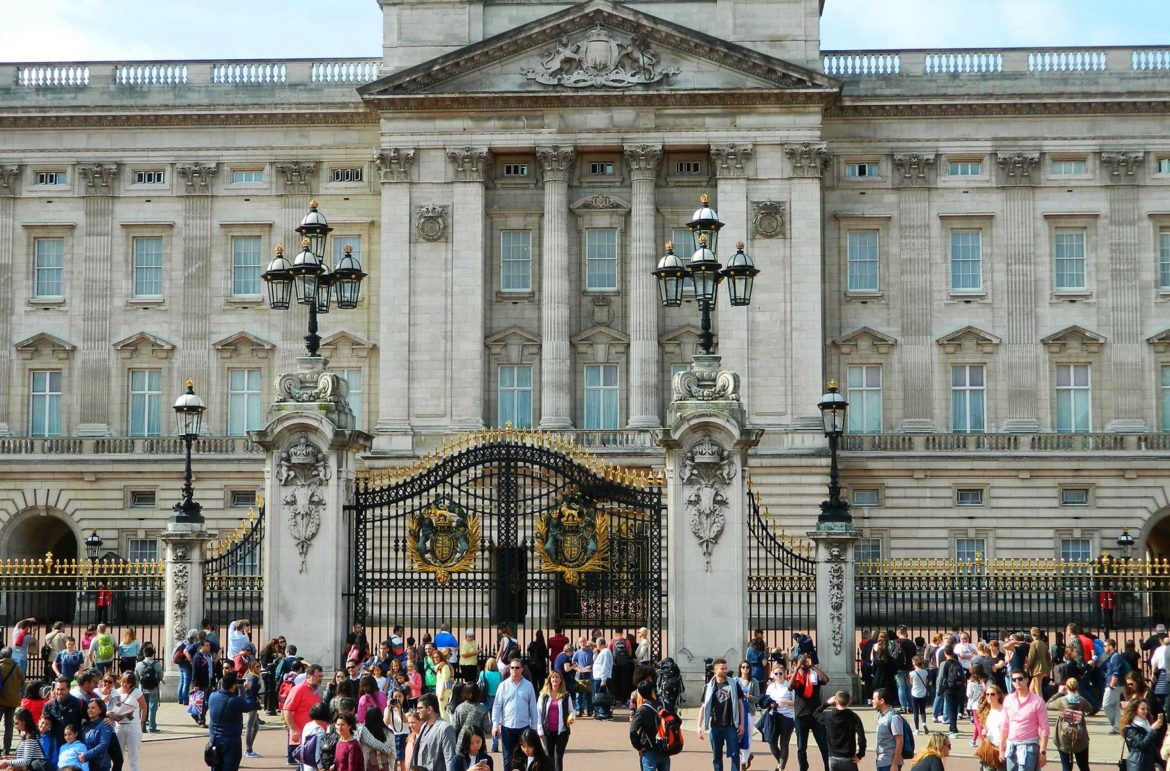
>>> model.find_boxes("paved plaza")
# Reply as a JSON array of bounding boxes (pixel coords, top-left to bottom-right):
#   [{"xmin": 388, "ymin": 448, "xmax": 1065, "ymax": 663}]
[{"xmin": 135, "ymin": 699, "xmax": 1121, "ymax": 770}]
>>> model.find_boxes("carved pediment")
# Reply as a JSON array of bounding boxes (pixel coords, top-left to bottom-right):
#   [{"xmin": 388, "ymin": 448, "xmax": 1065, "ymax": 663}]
[
  {"xmin": 659, "ymin": 325, "xmax": 707, "ymax": 359},
  {"xmin": 571, "ymin": 324, "xmax": 629, "ymax": 363},
  {"xmin": 1147, "ymin": 328, "xmax": 1170, "ymax": 353},
  {"xmin": 113, "ymin": 331, "xmax": 175, "ymax": 359},
  {"xmin": 1041, "ymin": 325, "xmax": 1106, "ymax": 354},
  {"xmin": 359, "ymin": 0, "xmax": 838, "ymax": 107},
  {"xmin": 319, "ymin": 330, "xmax": 376, "ymax": 359},
  {"xmin": 485, "ymin": 326, "xmax": 542, "ymax": 363},
  {"xmin": 936, "ymin": 326, "xmax": 1002, "ymax": 354},
  {"xmin": 15, "ymin": 332, "xmax": 75, "ymax": 360},
  {"xmin": 212, "ymin": 331, "xmax": 276, "ymax": 359},
  {"xmin": 832, "ymin": 327, "xmax": 897, "ymax": 355}
]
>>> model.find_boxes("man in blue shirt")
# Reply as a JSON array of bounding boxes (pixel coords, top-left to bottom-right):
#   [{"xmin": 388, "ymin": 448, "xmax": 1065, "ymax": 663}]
[
  {"xmin": 53, "ymin": 636, "xmax": 85, "ymax": 680},
  {"xmin": 208, "ymin": 671, "xmax": 257, "ymax": 771},
  {"xmin": 491, "ymin": 656, "xmax": 539, "ymax": 762},
  {"xmin": 572, "ymin": 639, "xmax": 595, "ymax": 716},
  {"xmin": 434, "ymin": 624, "xmax": 459, "ymax": 665}
]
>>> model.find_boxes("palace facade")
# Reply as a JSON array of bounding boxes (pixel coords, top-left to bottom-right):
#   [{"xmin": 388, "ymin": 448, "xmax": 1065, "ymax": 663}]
[{"xmin": 1, "ymin": 0, "xmax": 1169, "ymax": 567}]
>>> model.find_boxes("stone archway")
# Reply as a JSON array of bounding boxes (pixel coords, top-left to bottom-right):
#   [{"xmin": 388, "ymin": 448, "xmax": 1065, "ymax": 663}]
[
  {"xmin": 1, "ymin": 509, "xmax": 79, "ymax": 560},
  {"xmin": 1139, "ymin": 508, "xmax": 1170, "ymax": 622}
]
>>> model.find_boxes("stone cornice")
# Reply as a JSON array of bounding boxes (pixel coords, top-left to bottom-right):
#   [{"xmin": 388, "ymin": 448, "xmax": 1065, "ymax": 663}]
[
  {"xmin": 0, "ymin": 109, "xmax": 377, "ymax": 130},
  {"xmin": 828, "ymin": 97, "xmax": 1170, "ymax": 119},
  {"xmin": 363, "ymin": 89, "xmax": 832, "ymax": 113}
]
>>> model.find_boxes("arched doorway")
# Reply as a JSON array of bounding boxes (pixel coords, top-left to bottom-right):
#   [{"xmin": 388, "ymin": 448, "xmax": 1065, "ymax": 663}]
[
  {"xmin": 1, "ymin": 510, "xmax": 78, "ymax": 560},
  {"xmin": 1142, "ymin": 509, "xmax": 1170, "ymax": 622},
  {"xmin": 1, "ymin": 510, "xmax": 80, "ymax": 626}
]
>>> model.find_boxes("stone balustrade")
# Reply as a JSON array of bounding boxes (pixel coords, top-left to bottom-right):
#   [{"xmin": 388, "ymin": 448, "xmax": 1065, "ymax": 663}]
[
  {"xmin": 841, "ymin": 432, "xmax": 1170, "ymax": 453},
  {"xmin": 4, "ymin": 58, "xmax": 381, "ymax": 90},
  {"xmin": 407, "ymin": 429, "xmax": 657, "ymax": 457},
  {"xmin": 823, "ymin": 45, "xmax": 1170, "ymax": 78},
  {"xmin": 0, "ymin": 436, "xmax": 263, "ymax": 456}
]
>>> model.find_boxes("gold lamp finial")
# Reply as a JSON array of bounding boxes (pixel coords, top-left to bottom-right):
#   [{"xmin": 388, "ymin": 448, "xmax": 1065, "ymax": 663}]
[
  {"xmin": 700, "ymin": 193, "xmax": 710, "ymax": 204},
  {"xmin": 275, "ymin": 244, "xmax": 284, "ymax": 255},
  {"xmin": 344, "ymin": 244, "xmax": 353, "ymax": 254},
  {"xmin": 698, "ymin": 233, "xmax": 708, "ymax": 246},
  {"xmin": 301, "ymin": 238, "xmax": 311, "ymax": 248},
  {"xmin": 827, "ymin": 378, "xmax": 838, "ymax": 390},
  {"xmin": 186, "ymin": 378, "xmax": 194, "ymax": 389},
  {"xmin": 736, "ymin": 240, "xmax": 745, "ymax": 250},
  {"xmin": 309, "ymin": 199, "xmax": 319, "ymax": 209},
  {"xmin": 665, "ymin": 240, "xmax": 673, "ymax": 251}
]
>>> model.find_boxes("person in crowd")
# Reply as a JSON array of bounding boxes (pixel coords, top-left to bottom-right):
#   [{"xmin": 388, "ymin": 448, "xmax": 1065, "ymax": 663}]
[
  {"xmin": 173, "ymin": 630, "xmax": 198, "ymax": 706},
  {"xmin": 225, "ymin": 620, "xmax": 251, "ymax": 661},
  {"xmin": 411, "ymin": 693, "xmax": 455, "ymax": 771},
  {"xmin": 283, "ymin": 664, "xmax": 323, "ymax": 766},
  {"xmin": 570, "ymin": 641, "xmax": 593, "ymax": 719},
  {"xmin": 895, "ymin": 626, "xmax": 918, "ymax": 711},
  {"xmin": 937, "ymin": 647, "xmax": 966, "ymax": 738},
  {"xmin": 345, "ymin": 622, "xmax": 370, "ymax": 668},
  {"xmin": 132, "ymin": 645, "xmax": 162, "ymax": 734},
  {"xmin": 357, "ymin": 675, "xmax": 387, "ymax": 725},
  {"xmin": 0, "ymin": 707, "xmax": 44, "ymax": 769},
  {"xmin": 967, "ymin": 664, "xmax": 989, "ymax": 745},
  {"xmin": 401, "ymin": 709, "xmax": 422, "ymax": 771},
  {"xmin": 1122, "ymin": 697, "xmax": 1164, "ymax": 771},
  {"xmin": 634, "ymin": 628, "xmax": 652, "ymax": 667},
  {"xmin": 114, "ymin": 630, "xmax": 139, "ymax": 676},
  {"xmin": 536, "ymin": 669, "xmax": 574, "ymax": 771},
  {"xmin": 546, "ymin": 631, "xmax": 568, "ymax": 671},
  {"xmin": 19, "ymin": 683, "xmax": 45, "ymax": 729},
  {"xmin": 34, "ymin": 714, "xmax": 58, "ymax": 769},
  {"xmin": 382, "ymin": 687, "xmax": 410, "ymax": 764},
  {"xmin": 909, "ymin": 732, "xmax": 951, "ymax": 771},
  {"xmin": 355, "ymin": 707, "xmax": 394, "ymax": 770},
  {"xmin": 433, "ymin": 650, "xmax": 455, "ymax": 720},
  {"xmin": 110, "ymin": 672, "xmax": 145, "ymax": 771},
  {"xmin": 452, "ymin": 684, "xmax": 490, "ymax": 748},
  {"xmin": 450, "ymin": 726, "xmax": 493, "ymax": 771},
  {"xmin": 86, "ymin": 626, "xmax": 116, "ymax": 676},
  {"xmin": 1025, "ymin": 629, "xmax": 1052, "ymax": 697},
  {"xmin": 44, "ymin": 622, "xmax": 67, "ymax": 672},
  {"xmin": 976, "ymin": 684, "xmax": 1006, "ymax": 771},
  {"xmin": 872, "ymin": 633, "xmax": 898, "ymax": 700},
  {"xmin": 492, "ymin": 657, "xmax": 539, "ymax": 762},
  {"xmin": 736, "ymin": 660, "xmax": 761, "ymax": 769},
  {"xmin": 0, "ymin": 648, "xmax": 26, "ymax": 757},
  {"xmin": 998, "ymin": 670, "xmax": 1050, "ymax": 771},
  {"xmin": 763, "ymin": 665, "xmax": 796, "ymax": 771},
  {"xmin": 242, "ymin": 659, "xmax": 263, "ymax": 759},
  {"xmin": 258, "ymin": 637, "xmax": 284, "ymax": 717},
  {"xmin": 55, "ymin": 637, "xmax": 86, "ymax": 682},
  {"xmin": 873, "ymin": 688, "xmax": 906, "ymax": 771},
  {"xmin": 296, "ymin": 701, "xmax": 331, "ymax": 770},
  {"xmin": 909, "ymin": 656, "xmax": 930, "ymax": 735},
  {"xmin": 955, "ymin": 634, "xmax": 977, "ymax": 672},
  {"xmin": 43, "ymin": 678, "xmax": 84, "ymax": 744},
  {"xmin": 592, "ymin": 640, "xmax": 614, "ymax": 722},
  {"xmin": 698, "ymin": 658, "xmax": 745, "ymax": 771},
  {"xmin": 460, "ymin": 630, "xmax": 480, "ymax": 685},
  {"xmin": 508, "ymin": 727, "xmax": 548, "ymax": 771},
  {"xmin": 789, "ymin": 654, "xmax": 829, "ymax": 771},
  {"xmin": 813, "ymin": 689, "xmax": 866, "ymax": 771},
  {"xmin": 207, "ymin": 671, "xmax": 256, "ymax": 771},
  {"xmin": 630, "ymin": 680, "xmax": 670, "ymax": 771},
  {"xmin": 58, "ymin": 722, "xmax": 89, "ymax": 771},
  {"xmin": 9, "ymin": 621, "xmax": 36, "ymax": 675},
  {"xmin": 331, "ymin": 712, "xmax": 364, "ymax": 771},
  {"xmin": 79, "ymin": 698, "xmax": 115, "ymax": 771},
  {"xmin": 1101, "ymin": 638, "xmax": 1128, "ymax": 734},
  {"xmin": 1046, "ymin": 678, "xmax": 1089, "ymax": 771},
  {"xmin": 527, "ymin": 632, "xmax": 548, "ymax": 691}
]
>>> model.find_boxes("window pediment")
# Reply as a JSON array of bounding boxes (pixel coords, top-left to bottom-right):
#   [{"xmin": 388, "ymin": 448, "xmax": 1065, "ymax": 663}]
[
  {"xmin": 832, "ymin": 327, "xmax": 897, "ymax": 355},
  {"xmin": 571, "ymin": 325, "xmax": 629, "ymax": 363},
  {"xmin": 212, "ymin": 331, "xmax": 276, "ymax": 359},
  {"xmin": 15, "ymin": 332, "xmax": 75, "ymax": 360},
  {"xmin": 1148, "ymin": 328, "xmax": 1170, "ymax": 353},
  {"xmin": 1041, "ymin": 325, "xmax": 1106, "ymax": 354},
  {"xmin": 485, "ymin": 326, "xmax": 541, "ymax": 363},
  {"xmin": 936, "ymin": 326, "xmax": 1002, "ymax": 354},
  {"xmin": 570, "ymin": 194, "xmax": 631, "ymax": 214},
  {"xmin": 113, "ymin": 331, "xmax": 175, "ymax": 359},
  {"xmin": 319, "ymin": 330, "xmax": 376, "ymax": 359},
  {"xmin": 659, "ymin": 325, "xmax": 706, "ymax": 359}
]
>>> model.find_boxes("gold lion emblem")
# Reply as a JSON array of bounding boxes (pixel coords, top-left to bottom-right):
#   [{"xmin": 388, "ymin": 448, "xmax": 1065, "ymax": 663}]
[
  {"xmin": 535, "ymin": 492, "xmax": 609, "ymax": 586},
  {"xmin": 407, "ymin": 495, "xmax": 480, "ymax": 584}
]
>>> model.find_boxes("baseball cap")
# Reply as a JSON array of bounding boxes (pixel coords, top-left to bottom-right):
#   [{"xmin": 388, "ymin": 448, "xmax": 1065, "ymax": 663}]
[
  {"xmin": 465, "ymin": 629, "xmax": 475, "ymax": 637},
  {"xmin": 1158, "ymin": 624, "xmax": 1167, "ymax": 633}
]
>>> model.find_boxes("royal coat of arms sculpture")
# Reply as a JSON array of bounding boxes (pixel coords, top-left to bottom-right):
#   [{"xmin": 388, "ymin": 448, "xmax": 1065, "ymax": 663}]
[
  {"xmin": 521, "ymin": 25, "xmax": 679, "ymax": 88},
  {"xmin": 534, "ymin": 492, "xmax": 609, "ymax": 586},
  {"xmin": 406, "ymin": 495, "xmax": 480, "ymax": 584}
]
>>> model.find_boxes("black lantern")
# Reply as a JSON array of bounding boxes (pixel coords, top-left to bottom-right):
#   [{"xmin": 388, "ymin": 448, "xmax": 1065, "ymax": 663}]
[
  {"xmin": 818, "ymin": 380, "xmax": 849, "ymax": 436},
  {"xmin": 261, "ymin": 244, "xmax": 294, "ymax": 310},
  {"xmin": 1117, "ymin": 530, "xmax": 1135, "ymax": 559},
  {"xmin": 171, "ymin": 379, "xmax": 206, "ymax": 524},
  {"xmin": 688, "ymin": 234, "xmax": 723, "ymax": 306},
  {"xmin": 290, "ymin": 239, "xmax": 324, "ymax": 307},
  {"xmin": 817, "ymin": 380, "xmax": 852, "ymax": 526},
  {"xmin": 333, "ymin": 244, "xmax": 367, "ymax": 310},
  {"xmin": 686, "ymin": 193, "xmax": 724, "ymax": 256},
  {"xmin": 84, "ymin": 531, "xmax": 103, "ymax": 561},
  {"xmin": 315, "ymin": 271, "xmax": 334, "ymax": 314},
  {"xmin": 722, "ymin": 241, "xmax": 760, "ymax": 307},
  {"xmin": 295, "ymin": 200, "xmax": 333, "ymax": 260},
  {"xmin": 653, "ymin": 241, "xmax": 687, "ymax": 308}
]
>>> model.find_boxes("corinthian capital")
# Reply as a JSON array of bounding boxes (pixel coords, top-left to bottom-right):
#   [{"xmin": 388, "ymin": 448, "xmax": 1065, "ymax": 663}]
[
  {"xmin": 78, "ymin": 163, "xmax": 118, "ymax": 195},
  {"xmin": 892, "ymin": 153, "xmax": 936, "ymax": 187},
  {"xmin": 785, "ymin": 143, "xmax": 829, "ymax": 179},
  {"xmin": 536, "ymin": 147, "xmax": 576, "ymax": 183},
  {"xmin": 710, "ymin": 144, "xmax": 753, "ymax": 179},
  {"xmin": 446, "ymin": 147, "xmax": 490, "ymax": 182},
  {"xmin": 996, "ymin": 152, "xmax": 1040, "ymax": 185},
  {"xmin": 1100, "ymin": 151, "xmax": 1145, "ymax": 182},
  {"xmin": 0, "ymin": 166, "xmax": 21, "ymax": 196},
  {"xmin": 275, "ymin": 161, "xmax": 317, "ymax": 193},
  {"xmin": 176, "ymin": 162, "xmax": 218, "ymax": 194},
  {"xmin": 375, "ymin": 147, "xmax": 415, "ymax": 183},
  {"xmin": 623, "ymin": 144, "xmax": 662, "ymax": 180}
]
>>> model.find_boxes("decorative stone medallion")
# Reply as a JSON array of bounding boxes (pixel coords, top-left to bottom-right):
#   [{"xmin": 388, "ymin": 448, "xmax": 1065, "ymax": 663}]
[
  {"xmin": 751, "ymin": 200, "xmax": 787, "ymax": 239},
  {"xmin": 415, "ymin": 204, "xmax": 449, "ymax": 242}
]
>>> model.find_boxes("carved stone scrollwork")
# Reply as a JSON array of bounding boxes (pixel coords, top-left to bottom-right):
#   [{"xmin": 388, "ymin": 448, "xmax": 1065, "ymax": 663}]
[
  {"xmin": 536, "ymin": 147, "xmax": 576, "ymax": 183},
  {"xmin": 752, "ymin": 200, "xmax": 787, "ymax": 239},
  {"xmin": 176, "ymin": 163, "xmax": 217, "ymax": 194},
  {"xmin": 275, "ymin": 369, "xmax": 349, "ymax": 406},
  {"xmin": 415, "ymin": 204, "xmax": 449, "ymax": 242},
  {"xmin": 710, "ymin": 144, "xmax": 753, "ymax": 179},
  {"xmin": 275, "ymin": 161, "xmax": 317, "ymax": 192},
  {"xmin": 277, "ymin": 433, "xmax": 331, "ymax": 573},
  {"xmin": 375, "ymin": 147, "xmax": 415, "ymax": 183},
  {"xmin": 446, "ymin": 147, "xmax": 490, "ymax": 182},
  {"xmin": 78, "ymin": 163, "xmax": 118, "ymax": 194},
  {"xmin": 825, "ymin": 544, "xmax": 847, "ymax": 656},
  {"xmin": 623, "ymin": 144, "xmax": 662, "ymax": 180},
  {"xmin": 1101, "ymin": 151, "xmax": 1145, "ymax": 180},
  {"xmin": 521, "ymin": 24, "xmax": 679, "ymax": 88},
  {"xmin": 892, "ymin": 153, "xmax": 936, "ymax": 187},
  {"xmin": 170, "ymin": 562, "xmax": 190, "ymax": 644},
  {"xmin": 673, "ymin": 355, "xmax": 740, "ymax": 402},
  {"xmin": 996, "ymin": 152, "xmax": 1040, "ymax": 185},
  {"xmin": 785, "ymin": 143, "xmax": 830, "ymax": 179},
  {"xmin": 679, "ymin": 433, "xmax": 736, "ymax": 572},
  {"xmin": 0, "ymin": 166, "xmax": 21, "ymax": 196}
]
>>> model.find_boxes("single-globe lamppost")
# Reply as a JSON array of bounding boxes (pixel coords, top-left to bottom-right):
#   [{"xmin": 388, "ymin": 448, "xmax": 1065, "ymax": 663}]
[
  {"xmin": 1117, "ymin": 529, "xmax": 1135, "ymax": 560},
  {"xmin": 172, "ymin": 379, "xmax": 206, "ymax": 524},
  {"xmin": 817, "ymin": 380, "xmax": 851, "ymax": 528},
  {"xmin": 261, "ymin": 201, "xmax": 367, "ymax": 357},
  {"xmin": 84, "ymin": 531, "xmax": 103, "ymax": 561}
]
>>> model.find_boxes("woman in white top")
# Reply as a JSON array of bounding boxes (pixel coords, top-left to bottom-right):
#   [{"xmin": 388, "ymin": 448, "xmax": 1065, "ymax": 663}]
[
  {"xmin": 111, "ymin": 671, "xmax": 147, "ymax": 771},
  {"xmin": 764, "ymin": 665, "xmax": 797, "ymax": 771},
  {"xmin": 634, "ymin": 628, "xmax": 651, "ymax": 665},
  {"xmin": 978, "ymin": 685, "xmax": 1007, "ymax": 771}
]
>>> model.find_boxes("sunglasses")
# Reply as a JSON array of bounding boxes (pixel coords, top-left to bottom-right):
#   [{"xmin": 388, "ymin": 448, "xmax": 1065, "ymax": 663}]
[
  {"xmin": 510, "ymin": 666, "xmax": 523, "ymax": 670},
  {"xmin": 1011, "ymin": 677, "xmax": 1026, "ymax": 682}
]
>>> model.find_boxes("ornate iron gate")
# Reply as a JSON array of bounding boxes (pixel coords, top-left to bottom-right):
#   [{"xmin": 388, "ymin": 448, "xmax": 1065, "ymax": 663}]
[
  {"xmin": 747, "ymin": 488, "xmax": 817, "ymax": 650},
  {"xmin": 202, "ymin": 503, "xmax": 265, "ymax": 632},
  {"xmin": 346, "ymin": 428, "xmax": 666, "ymax": 659}
]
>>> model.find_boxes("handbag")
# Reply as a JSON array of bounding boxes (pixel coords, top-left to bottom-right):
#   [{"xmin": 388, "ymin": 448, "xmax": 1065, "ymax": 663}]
[
  {"xmin": 976, "ymin": 740, "xmax": 1004, "ymax": 769},
  {"xmin": 204, "ymin": 739, "xmax": 223, "ymax": 767},
  {"xmin": 1119, "ymin": 729, "xmax": 1129, "ymax": 771}
]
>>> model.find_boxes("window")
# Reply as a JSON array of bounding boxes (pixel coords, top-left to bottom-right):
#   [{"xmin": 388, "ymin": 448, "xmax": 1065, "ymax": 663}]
[
  {"xmin": 1054, "ymin": 229, "xmax": 1087, "ymax": 290},
  {"xmin": 500, "ymin": 230, "xmax": 532, "ymax": 292},
  {"xmin": 587, "ymin": 161, "xmax": 615, "ymax": 176},
  {"xmin": 29, "ymin": 370, "xmax": 62, "ymax": 437},
  {"xmin": 128, "ymin": 369, "xmax": 162, "ymax": 437},
  {"xmin": 229, "ymin": 543, "xmax": 261, "ymax": 576},
  {"xmin": 129, "ymin": 491, "xmax": 156, "ymax": 508},
  {"xmin": 133, "ymin": 170, "xmax": 165, "ymax": 185},
  {"xmin": 503, "ymin": 163, "xmax": 529, "ymax": 177},
  {"xmin": 1061, "ymin": 488, "xmax": 1090, "ymax": 506},
  {"xmin": 1159, "ymin": 158, "xmax": 1170, "ymax": 174},
  {"xmin": 847, "ymin": 230, "xmax": 879, "ymax": 292},
  {"xmin": 231, "ymin": 169, "xmax": 263, "ymax": 184},
  {"xmin": 227, "ymin": 369, "xmax": 262, "ymax": 436},
  {"xmin": 1055, "ymin": 363, "xmax": 1091, "ymax": 433},
  {"xmin": 585, "ymin": 228, "xmax": 617, "ymax": 291},
  {"xmin": 846, "ymin": 365, "xmax": 882, "ymax": 433},
  {"xmin": 855, "ymin": 538, "xmax": 883, "ymax": 562},
  {"xmin": 331, "ymin": 236, "xmax": 361, "ymax": 268},
  {"xmin": 336, "ymin": 368, "xmax": 363, "ymax": 429},
  {"xmin": 853, "ymin": 489, "xmax": 881, "ymax": 507},
  {"xmin": 498, "ymin": 365, "xmax": 533, "ymax": 429},
  {"xmin": 329, "ymin": 167, "xmax": 363, "ymax": 183},
  {"xmin": 1159, "ymin": 230, "xmax": 1170, "ymax": 290},
  {"xmin": 33, "ymin": 238, "xmax": 65, "ymax": 298},
  {"xmin": 950, "ymin": 230, "xmax": 983, "ymax": 291},
  {"xmin": 132, "ymin": 237, "xmax": 163, "ymax": 298},
  {"xmin": 671, "ymin": 227, "xmax": 696, "ymax": 294},
  {"xmin": 1060, "ymin": 538, "xmax": 1092, "ymax": 562},
  {"xmin": 583, "ymin": 364, "xmax": 619, "ymax": 429},
  {"xmin": 35, "ymin": 171, "xmax": 67, "ymax": 186},
  {"xmin": 1051, "ymin": 159, "xmax": 1086, "ymax": 176},
  {"xmin": 955, "ymin": 537, "xmax": 986, "ymax": 562},
  {"xmin": 231, "ymin": 236, "xmax": 262, "ymax": 297},
  {"xmin": 127, "ymin": 539, "xmax": 159, "ymax": 563},
  {"xmin": 674, "ymin": 160, "xmax": 702, "ymax": 176},
  {"xmin": 951, "ymin": 364, "xmax": 986, "ymax": 433},
  {"xmin": 948, "ymin": 160, "xmax": 982, "ymax": 176},
  {"xmin": 846, "ymin": 162, "xmax": 879, "ymax": 178},
  {"xmin": 955, "ymin": 488, "xmax": 985, "ymax": 506},
  {"xmin": 230, "ymin": 490, "xmax": 256, "ymax": 508},
  {"xmin": 1162, "ymin": 365, "xmax": 1170, "ymax": 432}
]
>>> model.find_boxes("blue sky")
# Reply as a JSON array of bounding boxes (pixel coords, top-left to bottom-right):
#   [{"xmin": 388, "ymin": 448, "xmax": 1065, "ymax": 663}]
[{"xmin": 5, "ymin": 0, "xmax": 1167, "ymax": 62}]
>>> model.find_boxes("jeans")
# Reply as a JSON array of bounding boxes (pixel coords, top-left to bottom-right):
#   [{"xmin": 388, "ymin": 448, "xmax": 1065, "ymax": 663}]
[
  {"xmin": 895, "ymin": 672, "xmax": 912, "ymax": 710},
  {"xmin": 768, "ymin": 713, "xmax": 795, "ymax": 767},
  {"xmin": 177, "ymin": 665, "xmax": 192, "ymax": 704},
  {"xmin": 541, "ymin": 730, "xmax": 569, "ymax": 771},
  {"xmin": 212, "ymin": 741, "xmax": 244, "ymax": 771},
  {"xmin": 830, "ymin": 758, "xmax": 857, "ymax": 771},
  {"xmin": 1005, "ymin": 741, "xmax": 1039, "ymax": 771},
  {"xmin": 500, "ymin": 725, "xmax": 526, "ymax": 765},
  {"xmin": 11, "ymin": 652, "xmax": 26, "ymax": 675},
  {"xmin": 1058, "ymin": 749, "xmax": 1091, "ymax": 771},
  {"xmin": 1102, "ymin": 684, "xmax": 1123, "ymax": 731},
  {"xmin": 145, "ymin": 690, "xmax": 160, "ymax": 731},
  {"xmin": 708, "ymin": 725, "xmax": 740, "ymax": 771},
  {"xmin": 793, "ymin": 715, "xmax": 829, "ymax": 771},
  {"xmin": 0, "ymin": 707, "xmax": 13, "ymax": 754},
  {"xmin": 943, "ymin": 691, "xmax": 961, "ymax": 733},
  {"xmin": 932, "ymin": 688, "xmax": 945, "ymax": 719},
  {"xmin": 246, "ymin": 709, "xmax": 260, "ymax": 752},
  {"xmin": 640, "ymin": 749, "xmax": 671, "ymax": 771},
  {"xmin": 575, "ymin": 680, "xmax": 593, "ymax": 715}
]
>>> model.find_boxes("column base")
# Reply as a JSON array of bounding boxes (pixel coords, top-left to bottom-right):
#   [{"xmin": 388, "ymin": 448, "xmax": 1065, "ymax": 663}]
[
  {"xmin": 1106, "ymin": 418, "xmax": 1149, "ymax": 434},
  {"xmin": 1000, "ymin": 418, "xmax": 1041, "ymax": 434},
  {"xmin": 539, "ymin": 417, "xmax": 573, "ymax": 430},
  {"xmin": 372, "ymin": 427, "xmax": 413, "ymax": 454},
  {"xmin": 74, "ymin": 423, "xmax": 112, "ymax": 437},
  {"xmin": 626, "ymin": 415, "xmax": 661, "ymax": 430},
  {"xmin": 0, "ymin": 423, "xmax": 11, "ymax": 438}
]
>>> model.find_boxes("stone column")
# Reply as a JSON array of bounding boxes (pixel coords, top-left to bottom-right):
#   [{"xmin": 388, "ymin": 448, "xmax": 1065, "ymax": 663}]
[
  {"xmin": 176, "ymin": 163, "xmax": 217, "ymax": 400},
  {"xmin": 624, "ymin": 144, "xmax": 663, "ymax": 429},
  {"xmin": 251, "ymin": 357, "xmax": 370, "ymax": 668},
  {"xmin": 808, "ymin": 528, "xmax": 858, "ymax": 691},
  {"xmin": 75, "ymin": 164, "xmax": 118, "ymax": 436},
  {"xmin": 1101, "ymin": 152, "xmax": 1148, "ymax": 432},
  {"xmin": 0, "ymin": 166, "xmax": 19, "ymax": 437},
  {"xmin": 448, "ymin": 147, "xmax": 490, "ymax": 431},
  {"xmin": 996, "ymin": 152, "xmax": 1042, "ymax": 433},
  {"xmin": 372, "ymin": 148, "xmax": 415, "ymax": 452},
  {"xmin": 537, "ymin": 147, "xmax": 575, "ymax": 430},
  {"xmin": 657, "ymin": 358, "xmax": 761, "ymax": 697},
  {"xmin": 161, "ymin": 521, "xmax": 212, "ymax": 691},
  {"xmin": 892, "ymin": 153, "xmax": 937, "ymax": 433},
  {"xmin": 711, "ymin": 145, "xmax": 753, "ymax": 408}
]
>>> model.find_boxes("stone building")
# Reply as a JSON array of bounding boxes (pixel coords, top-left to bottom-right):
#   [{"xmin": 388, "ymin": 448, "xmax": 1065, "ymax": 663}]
[{"xmin": 0, "ymin": 0, "xmax": 1168, "ymax": 568}]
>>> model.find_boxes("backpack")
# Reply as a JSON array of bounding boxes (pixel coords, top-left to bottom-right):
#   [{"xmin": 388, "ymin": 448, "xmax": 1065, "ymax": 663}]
[
  {"xmin": 1056, "ymin": 707, "xmax": 1087, "ymax": 751},
  {"xmin": 293, "ymin": 730, "xmax": 320, "ymax": 766},
  {"xmin": 95, "ymin": 634, "xmax": 116, "ymax": 662},
  {"xmin": 317, "ymin": 727, "xmax": 339, "ymax": 770},
  {"xmin": 139, "ymin": 662, "xmax": 160, "ymax": 691},
  {"xmin": 612, "ymin": 638, "xmax": 631, "ymax": 666},
  {"xmin": 172, "ymin": 642, "xmax": 187, "ymax": 666},
  {"xmin": 650, "ymin": 704, "xmax": 684, "ymax": 756},
  {"xmin": 898, "ymin": 713, "xmax": 915, "ymax": 759},
  {"xmin": 942, "ymin": 660, "xmax": 966, "ymax": 691},
  {"xmin": 278, "ymin": 673, "xmax": 298, "ymax": 708}
]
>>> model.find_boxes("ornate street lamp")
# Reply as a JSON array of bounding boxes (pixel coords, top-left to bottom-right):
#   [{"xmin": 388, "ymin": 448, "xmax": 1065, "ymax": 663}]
[
  {"xmin": 817, "ymin": 380, "xmax": 851, "ymax": 526},
  {"xmin": 171, "ymin": 379, "xmax": 206, "ymax": 524},
  {"xmin": 262, "ymin": 201, "xmax": 366, "ymax": 357},
  {"xmin": 84, "ymin": 531, "xmax": 103, "ymax": 561},
  {"xmin": 1117, "ymin": 530, "xmax": 1135, "ymax": 560},
  {"xmin": 652, "ymin": 194, "xmax": 760, "ymax": 354}
]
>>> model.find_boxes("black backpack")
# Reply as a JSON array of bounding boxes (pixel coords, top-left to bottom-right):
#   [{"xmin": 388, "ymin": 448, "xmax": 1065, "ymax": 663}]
[
  {"xmin": 317, "ymin": 727, "xmax": 339, "ymax": 770},
  {"xmin": 613, "ymin": 638, "xmax": 631, "ymax": 666},
  {"xmin": 139, "ymin": 662, "xmax": 160, "ymax": 691},
  {"xmin": 942, "ymin": 660, "xmax": 966, "ymax": 691}
]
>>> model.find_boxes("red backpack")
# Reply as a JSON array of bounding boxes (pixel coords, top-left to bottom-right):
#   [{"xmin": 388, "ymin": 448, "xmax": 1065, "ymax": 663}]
[
  {"xmin": 277, "ymin": 673, "xmax": 298, "ymax": 708},
  {"xmin": 651, "ymin": 704, "xmax": 684, "ymax": 756}
]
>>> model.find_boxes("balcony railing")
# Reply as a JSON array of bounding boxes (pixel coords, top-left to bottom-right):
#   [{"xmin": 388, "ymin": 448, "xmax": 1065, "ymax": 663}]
[
  {"xmin": 0, "ymin": 436, "xmax": 264, "ymax": 456},
  {"xmin": 4, "ymin": 58, "xmax": 381, "ymax": 90},
  {"xmin": 841, "ymin": 432, "xmax": 1170, "ymax": 453},
  {"xmin": 823, "ymin": 45, "xmax": 1170, "ymax": 78}
]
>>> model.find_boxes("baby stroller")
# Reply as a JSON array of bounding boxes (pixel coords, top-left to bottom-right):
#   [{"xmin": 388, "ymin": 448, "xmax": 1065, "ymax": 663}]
[{"xmin": 656, "ymin": 657, "xmax": 685, "ymax": 711}]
